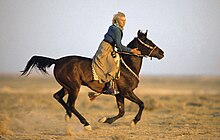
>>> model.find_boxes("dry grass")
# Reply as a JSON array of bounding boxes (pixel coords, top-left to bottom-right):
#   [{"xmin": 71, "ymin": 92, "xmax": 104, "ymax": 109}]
[{"xmin": 0, "ymin": 75, "xmax": 219, "ymax": 139}]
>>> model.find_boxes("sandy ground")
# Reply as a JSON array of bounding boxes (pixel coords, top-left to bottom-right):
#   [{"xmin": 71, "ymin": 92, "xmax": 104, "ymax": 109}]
[{"xmin": 0, "ymin": 75, "xmax": 219, "ymax": 140}]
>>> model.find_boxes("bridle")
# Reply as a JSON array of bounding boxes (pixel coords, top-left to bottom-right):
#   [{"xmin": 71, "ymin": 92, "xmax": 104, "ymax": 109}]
[
  {"xmin": 117, "ymin": 37, "xmax": 157, "ymax": 59},
  {"xmin": 137, "ymin": 37, "xmax": 157, "ymax": 59},
  {"xmin": 116, "ymin": 37, "xmax": 158, "ymax": 80}
]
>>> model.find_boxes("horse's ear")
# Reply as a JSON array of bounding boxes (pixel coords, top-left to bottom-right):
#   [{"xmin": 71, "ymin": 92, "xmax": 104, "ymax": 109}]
[
  {"xmin": 137, "ymin": 30, "xmax": 141, "ymax": 37},
  {"xmin": 145, "ymin": 30, "xmax": 148, "ymax": 37}
]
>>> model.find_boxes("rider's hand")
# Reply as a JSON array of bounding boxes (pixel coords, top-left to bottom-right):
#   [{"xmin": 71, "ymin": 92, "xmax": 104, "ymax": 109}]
[{"xmin": 131, "ymin": 48, "xmax": 141, "ymax": 55}]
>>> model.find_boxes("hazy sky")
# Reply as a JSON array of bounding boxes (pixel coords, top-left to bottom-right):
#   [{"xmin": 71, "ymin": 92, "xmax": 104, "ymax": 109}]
[{"xmin": 0, "ymin": 0, "xmax": 220, "ymax": 75}]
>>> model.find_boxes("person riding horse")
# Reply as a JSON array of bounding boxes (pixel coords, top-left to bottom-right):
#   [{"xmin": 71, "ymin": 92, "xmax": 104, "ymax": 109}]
[
  {"xmin": 21, "ymin": 12, "xmax": 164, "ymax": 130},
  {"xmin": 92, "ymin": 12, "xmax": 141, "ymax": 95}
]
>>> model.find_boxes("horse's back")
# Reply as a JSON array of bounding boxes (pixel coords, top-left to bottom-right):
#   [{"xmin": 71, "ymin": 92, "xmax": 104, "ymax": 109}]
[
  {"xmin": 54, "ymin": 55, "xmax": 93, "ymax": 82},
  {"xmin": 57, "ymin": 55, "xmax": 91, "ymax": 62},
  {"xmin": 56, "ymin": 55, "xmax": 92, "ymax": 66}
]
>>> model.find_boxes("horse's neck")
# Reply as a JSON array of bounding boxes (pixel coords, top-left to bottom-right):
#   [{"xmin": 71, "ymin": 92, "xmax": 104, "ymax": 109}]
[
  {"xmin": 122, "ymin": 55, "xmax": 143, "ymax": 75},
  {"xmin": 123, "ymin": 38, "xmax": 143, "ymax": 76}
]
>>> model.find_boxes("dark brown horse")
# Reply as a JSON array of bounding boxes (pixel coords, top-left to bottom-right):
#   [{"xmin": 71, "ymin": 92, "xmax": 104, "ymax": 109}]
[{"xmin": 21, "ymin": 30, "xmax": 164, "ymax": 130}]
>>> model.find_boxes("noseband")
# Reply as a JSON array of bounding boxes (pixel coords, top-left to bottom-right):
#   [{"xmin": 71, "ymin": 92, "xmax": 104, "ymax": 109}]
[{"xmin": 137, "ymin": 38, "xmax": 157, "ymax": 58}]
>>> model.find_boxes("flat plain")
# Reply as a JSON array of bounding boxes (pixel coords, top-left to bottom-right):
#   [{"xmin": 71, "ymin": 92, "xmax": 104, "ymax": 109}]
[{"xmin": 0, "ymin": 75, "xmax": 219, "ymax": 139}]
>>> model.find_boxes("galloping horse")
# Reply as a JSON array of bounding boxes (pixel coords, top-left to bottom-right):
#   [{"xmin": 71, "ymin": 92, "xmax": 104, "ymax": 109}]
[{"xmin": 21, "ymin": 30, "xmax": 164, "ymax": 130}]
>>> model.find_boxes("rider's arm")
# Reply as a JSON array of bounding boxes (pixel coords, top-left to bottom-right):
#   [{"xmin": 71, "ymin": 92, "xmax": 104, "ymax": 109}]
[{"xmin": 112, "ymin": 26, "xmax": 131, "ymax": 53}]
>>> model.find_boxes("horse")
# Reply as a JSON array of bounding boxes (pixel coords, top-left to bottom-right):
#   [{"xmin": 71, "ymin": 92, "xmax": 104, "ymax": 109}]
[{"xmin": 21, "ymin": 30, "xmax": 164, "ymax": 130}]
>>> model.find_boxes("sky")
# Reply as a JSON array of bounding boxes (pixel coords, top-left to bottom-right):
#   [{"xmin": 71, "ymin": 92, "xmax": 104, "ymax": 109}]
[{"xmin": 0, "ymin": 0, "xmax": 220, "ymax": 76}]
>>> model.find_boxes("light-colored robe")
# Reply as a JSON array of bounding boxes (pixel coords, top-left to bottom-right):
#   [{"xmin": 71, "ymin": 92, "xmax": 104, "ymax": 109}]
[{"xmin": 92, "ymin": 41, "xmax": 120, "ymax": 83}]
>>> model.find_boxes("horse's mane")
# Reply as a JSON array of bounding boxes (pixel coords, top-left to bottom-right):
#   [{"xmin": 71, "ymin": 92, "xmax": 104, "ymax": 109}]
[{"xmin": 127, "ymin": 38, "xmax": 137, "ymax": 49}]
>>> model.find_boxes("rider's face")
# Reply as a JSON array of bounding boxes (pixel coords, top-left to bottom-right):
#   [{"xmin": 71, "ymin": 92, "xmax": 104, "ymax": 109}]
[{"xmin": 118, "ymin": 16, "xmax": 126, "ymax": 28}]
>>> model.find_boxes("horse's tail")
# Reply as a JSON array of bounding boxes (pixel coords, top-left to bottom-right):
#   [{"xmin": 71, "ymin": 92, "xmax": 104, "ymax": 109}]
[{"xmin": 20, "ymin": 55, "xmax": 56, "ymax": 76}]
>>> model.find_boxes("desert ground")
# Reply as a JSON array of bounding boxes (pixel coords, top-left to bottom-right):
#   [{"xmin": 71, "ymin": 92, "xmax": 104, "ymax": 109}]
[{"xmin": 0, "ymin": 74, "xmax": 219, "ymax": 140}]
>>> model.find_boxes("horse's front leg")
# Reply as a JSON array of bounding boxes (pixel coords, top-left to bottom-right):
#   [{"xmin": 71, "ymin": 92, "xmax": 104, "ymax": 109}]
[
  {"xmin": 125, "ymin": 91, "xmax": 144, "ymax": 127},
  {"xmin": 99, "ymin": 94, "xmax": 125, "ymax": 124}
]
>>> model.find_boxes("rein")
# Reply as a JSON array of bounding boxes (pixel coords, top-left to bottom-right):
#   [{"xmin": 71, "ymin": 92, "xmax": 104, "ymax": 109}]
[
  {"xmin": 114, "ymin": 37, "xmax": 157, "ymax": 81},
  {"xmin": 117, "ymin": 51, "xmax": 143, "ymax": 57},
  {"xmin": 117, "ymin": 38, "xmax": 157, "ymax": 59}
]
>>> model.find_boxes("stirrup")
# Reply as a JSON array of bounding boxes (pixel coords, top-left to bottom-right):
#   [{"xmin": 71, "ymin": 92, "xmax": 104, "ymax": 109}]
[
  {"xmin": 103, "ymin": 88, "xmax": 114, "ymax": 95},
  {"xmin": 113, "ymin": 90, "xmax": 120, "ymax": 95},
  {"xmin": 103, "ymin": 89, "xmax": 119, "ymax": 95},
  {"xmin": 103, "ymin": 79, "xmax": 119, "ymax": 95}
]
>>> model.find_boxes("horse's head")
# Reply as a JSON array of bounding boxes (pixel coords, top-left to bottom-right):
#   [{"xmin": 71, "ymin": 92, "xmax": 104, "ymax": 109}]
[{"xmin": 132, "ymin": 30, "xmax": 164, "ymax": 60}]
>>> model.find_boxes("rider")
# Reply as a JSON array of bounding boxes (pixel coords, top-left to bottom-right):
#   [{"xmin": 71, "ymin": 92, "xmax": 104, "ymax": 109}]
[{"xmin": 92, "ymin": 12, "xmax": 141, "ymax": 94}]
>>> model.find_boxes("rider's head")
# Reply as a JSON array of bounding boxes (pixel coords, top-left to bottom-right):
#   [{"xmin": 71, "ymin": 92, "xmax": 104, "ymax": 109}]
[{"xmin": 112, "ymin": 12, "xmax": 126, "ymax": 29}]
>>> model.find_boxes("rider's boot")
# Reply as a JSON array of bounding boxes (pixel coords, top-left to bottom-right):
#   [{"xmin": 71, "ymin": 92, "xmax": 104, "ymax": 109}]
[{"xmin": 103, "ymin": 79, "xmax": 118, "ymax": 95}]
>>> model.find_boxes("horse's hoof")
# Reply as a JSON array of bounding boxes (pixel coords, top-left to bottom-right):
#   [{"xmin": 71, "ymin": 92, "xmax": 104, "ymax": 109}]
[
  {"xmin": 84, "ymin": 125, "xmax": 92, "ymax": 131},
  {"xmin": 65, "ymin": 114, "xmax": 71, "ymax": 122},
  {"xmin": 130, "ymin": 120, "xmax": 136, "ymax": 128},
  {"xmin": 98, "ymin": 117, "xmax": 107, "ymax": 123}
]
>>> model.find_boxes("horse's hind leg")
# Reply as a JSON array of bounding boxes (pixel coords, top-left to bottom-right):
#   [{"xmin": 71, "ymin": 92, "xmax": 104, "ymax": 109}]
[
  {"xmin": 53, "ymin": 88, "xmax": 72, "ymax": 118},
  {"xmin": 67, "ymin": 88, "xmax": 91, "ymax": 130},
  {"xmin": 100, "ymin": 94, "xmax": 125, "ymax": 124}
]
